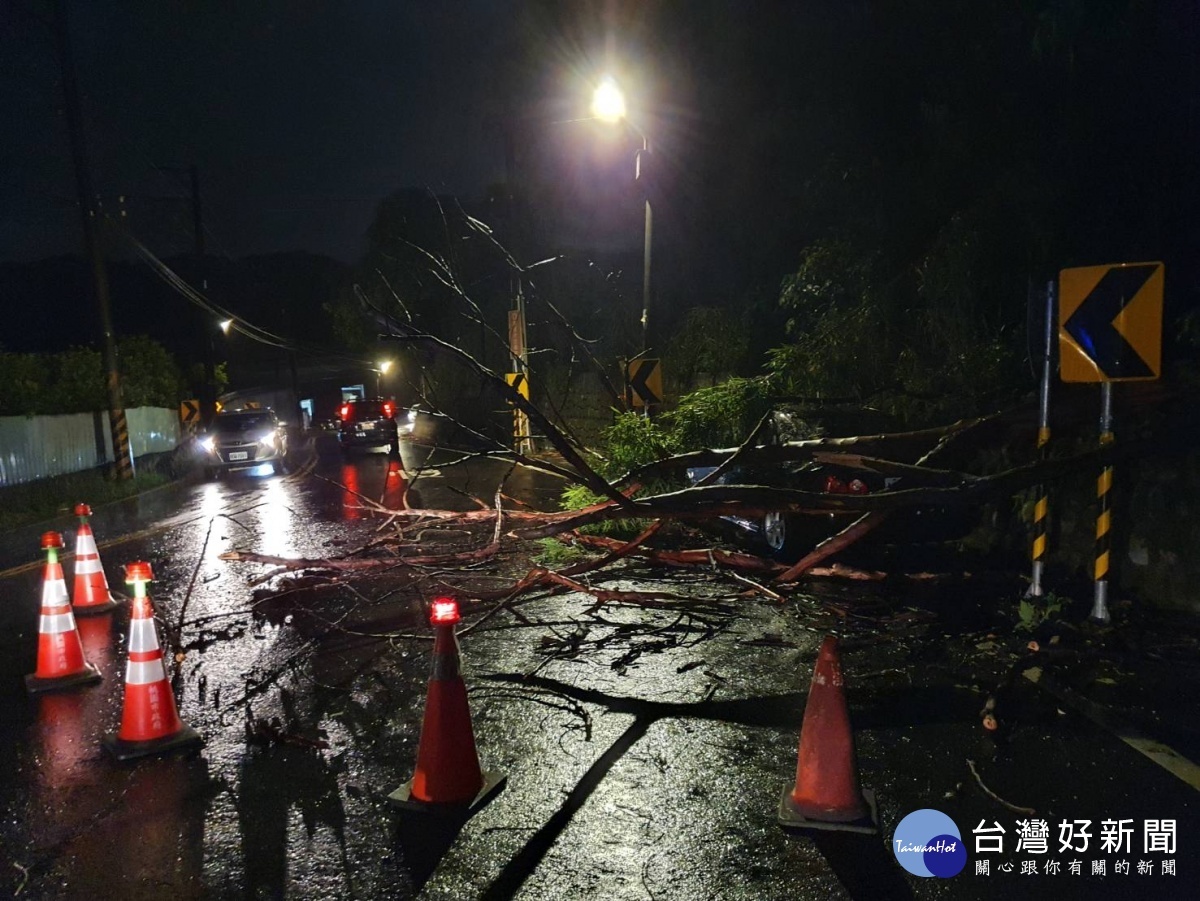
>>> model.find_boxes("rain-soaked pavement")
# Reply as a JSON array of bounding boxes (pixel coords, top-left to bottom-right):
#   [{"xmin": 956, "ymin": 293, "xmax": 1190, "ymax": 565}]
[{"xmin": 1, "ymin": 433, "xmax": 1198, "ymax": 899}]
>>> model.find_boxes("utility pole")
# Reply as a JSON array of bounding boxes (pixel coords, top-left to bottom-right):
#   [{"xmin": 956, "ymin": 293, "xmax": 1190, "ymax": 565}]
[
  {"xmin": 189, "ymin": 164, "xmax": 218, "ymax": 427},
  {"xmin": 501, "ymin": 116, "xmax": 533, "ymax": 454},
  {"xmin": 155, "ymin": 162, "xmax": 217, "ymax": 425},
  {"xmin": 54, "ymin": 0, "xmax": 133, "ymax": 479}
]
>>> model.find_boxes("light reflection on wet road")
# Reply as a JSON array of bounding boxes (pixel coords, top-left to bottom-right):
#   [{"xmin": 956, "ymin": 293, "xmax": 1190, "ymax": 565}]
[
  {"xmin": 5, "ymin": 436, "xmax": 1194, "ymax": 899},
  {"xmin": 0, "ymin": 435, "xmax": 563, "ymax": 900}
]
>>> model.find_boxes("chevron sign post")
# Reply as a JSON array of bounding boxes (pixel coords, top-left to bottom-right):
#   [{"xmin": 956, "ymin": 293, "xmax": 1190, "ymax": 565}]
[
  {"xmin": 505, "ymin": 372, "xmax": 531, "ymax": 453},
  {"xmin": 1058, "ymin": 262, "xmax": 1164, "ymax": 627},
  {"xmin": 625, "ymin": 359, "xmax": 662, "ymax": 409},
  {"xmin": 1058, "ymin": 262, "xmax": 1163, "ymax": 383}
]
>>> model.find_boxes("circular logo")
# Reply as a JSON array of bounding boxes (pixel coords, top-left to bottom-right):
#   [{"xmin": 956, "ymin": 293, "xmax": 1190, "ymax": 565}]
[{"xmin": 891, "ymin": 809, "xmax": 967, "ymax": 878}]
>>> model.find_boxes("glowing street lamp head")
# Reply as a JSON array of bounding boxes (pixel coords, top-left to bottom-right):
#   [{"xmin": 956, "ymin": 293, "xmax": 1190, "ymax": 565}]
[
  {"xmin": 591, "ymin": 76, "xmax": 627, "ymax": 123},
  {"xmin": 378, "ymin": 360, "xmax": 393, "ymax": 375},
  {"xmin": 219, "ymin": 319, "xmax": 233, "ymax": 334}
]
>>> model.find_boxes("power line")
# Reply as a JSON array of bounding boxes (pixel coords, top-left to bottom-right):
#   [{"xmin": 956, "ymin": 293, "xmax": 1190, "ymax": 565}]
[{"xmin": 112, "ymin": 218, "xmax": 374, "ymax": 368}]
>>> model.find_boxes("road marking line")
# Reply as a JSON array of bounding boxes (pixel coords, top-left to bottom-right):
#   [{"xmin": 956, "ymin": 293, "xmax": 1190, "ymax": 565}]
[{"xmin": 1024, "ymin": 665, "xmax": 1200, "ymax": 792}]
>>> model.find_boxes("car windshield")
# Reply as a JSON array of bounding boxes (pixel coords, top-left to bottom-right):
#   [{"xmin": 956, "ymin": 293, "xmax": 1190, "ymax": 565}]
[{"xmin": 213, "ymin": 413, "xmax": 273, "ymax": 434}]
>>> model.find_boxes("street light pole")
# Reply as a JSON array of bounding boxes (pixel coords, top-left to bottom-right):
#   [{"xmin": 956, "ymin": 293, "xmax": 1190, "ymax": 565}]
[
  {"xmin": 377, "ymin": 360, "xmax": 392, "ymax": 397},
  {"xmin": 188, "ymin": 164, "xmax": 219, "ymax": 429},
  {"xmin": 592, "ymin": 77, "xmax": 653, "ymax": 356},
  {"xmin": 636, "ymin": 136, "xmax": 652, "ymax": 354}
]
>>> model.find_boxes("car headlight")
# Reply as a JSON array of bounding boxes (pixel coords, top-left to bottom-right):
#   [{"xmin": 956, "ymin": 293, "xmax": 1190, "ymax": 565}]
[
  {"xmin": 406, "ymin": 409, "xmax": 417, "ymax": 423},
  {"xmin": 258, "ymin": 431, "xmax": 276, "ymax": 447},
  {"xmin": 200, "ymin": 436, "xmax": 216, "ymax": 453}
]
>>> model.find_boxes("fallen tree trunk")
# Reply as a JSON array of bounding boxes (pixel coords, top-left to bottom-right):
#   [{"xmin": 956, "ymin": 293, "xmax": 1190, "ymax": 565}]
[
  {"xmin": 619, "ymin": 415, "xmax": 995, "ymax": 487},
  {"xmin": 775, "ymin": 512, "xmax": 888, "ymax": 583},
  {"xmin": 570, "ymin": 534, "xmax": 887, "ymax": 581},
  {"xmin": 512, "ymin": 430, "xmax": 1175, "ymax": 539},
  {"xmin": 219, "ymin": 542, "xmax": 501, "ymax": 571}
]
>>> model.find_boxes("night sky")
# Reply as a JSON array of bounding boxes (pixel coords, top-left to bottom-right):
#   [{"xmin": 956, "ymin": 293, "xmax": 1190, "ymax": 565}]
[
  {"xmin": 3, "ymin": 1, "xmax": 1198, "ymax": 328},
  {"xmin": 2, "ymin": 1, "xmax": 517, "ymax": 262}
]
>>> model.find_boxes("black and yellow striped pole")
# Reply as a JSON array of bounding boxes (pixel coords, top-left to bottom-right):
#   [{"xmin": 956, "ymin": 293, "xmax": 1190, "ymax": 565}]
[
  {"xmin": 1027, "ymin": 280, "xmax": 1055, "ymax": 598},
  {"xmin": 1090, "ymin": 382, "xmax": 1115, "ymax": 624}
]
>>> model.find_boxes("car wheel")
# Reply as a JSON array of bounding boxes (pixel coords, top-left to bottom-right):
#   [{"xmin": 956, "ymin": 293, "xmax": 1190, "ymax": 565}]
[
  {"xmin": 272, "ymin": 458, "xmax": 284, "ymax": 475},
  {"xmin": 204, "ymin": 466, "xmax": 220, "ymax": 481},
  {"xmin": 762, "ymin": 510, "xmax": 804, "ymax": 560}
]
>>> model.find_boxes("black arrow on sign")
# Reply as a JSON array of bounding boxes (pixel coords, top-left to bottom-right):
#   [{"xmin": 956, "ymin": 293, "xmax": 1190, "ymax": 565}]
[
  {"xmin": 629, "ymin": 361, "xmax": 661, "ymax": 405},
  {"xmin": 1063, "ymin": 264, "xmax": 1157, "ymax": 379}
]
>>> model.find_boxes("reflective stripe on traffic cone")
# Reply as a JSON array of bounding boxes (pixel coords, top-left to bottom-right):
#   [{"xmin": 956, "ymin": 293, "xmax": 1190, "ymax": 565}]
[
  {"xmin": 71, "ymin": 504, "xmax": 120, "ymax": 615},
  {"xmin": 779, "ymin": 636, "xmax": 878, "ymax": 834},
  {"xmin": 25, "ymin": 532, "xmax": 102, "ymax": 694},
  {"xmin": 102, "ymin": 562, "xmax": 202, "ymax": 761},
  {"xmin": 388, "ymin": 597, "xmax": 505, "ymax": 813}
]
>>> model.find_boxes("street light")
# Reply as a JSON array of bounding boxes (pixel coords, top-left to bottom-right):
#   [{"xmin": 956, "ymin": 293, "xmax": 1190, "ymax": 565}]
[
  {"xmin": 211, "ymin": 319, "xmax": 235, "ymax": 415},
  {"xmin": 591, "ymin": 76, "xmax": 652, "ymax": 355},
  {"xmin": 591, "ymin": 76, "xmax": 627, "ymax": 123},
  {"xmin": 377, "ymin": 359, "xmax": 393, "ymax": 396}
]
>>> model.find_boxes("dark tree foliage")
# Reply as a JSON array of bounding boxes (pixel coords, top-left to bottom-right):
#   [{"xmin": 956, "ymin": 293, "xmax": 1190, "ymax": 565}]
[
  {"xmin": 0, "ymin": 336, "xmax": 184, "ymax": 416},
  {"xmin": 491, "ymin": 0, "xmax": 1196, "ymax": 435},
  {"xmin": 336, "ymin": 188, "xmax": 514, "ymax": 415}
]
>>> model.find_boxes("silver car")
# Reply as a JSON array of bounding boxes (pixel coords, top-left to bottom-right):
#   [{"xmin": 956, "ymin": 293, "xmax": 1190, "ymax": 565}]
[{"xmin": 200, "ymin": 409, "xmax": 288, "ymax": 478}]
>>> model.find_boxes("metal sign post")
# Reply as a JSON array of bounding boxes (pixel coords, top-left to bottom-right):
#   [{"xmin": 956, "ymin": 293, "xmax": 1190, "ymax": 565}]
[
  {"xmin": 508, "ymin": 288, "xmax": 532, "ymax": 455},
  {"xmin": 1091, "ymin": 383, "xmax": 1115, "ymax": 624},
  {"xmin": 1026, "ymin": 280, "xmax": 1055, "ymax": 598},
  {"xmin": 505, "ymin": 371, "xmax": 531, "ymax": 456},
  {"xmin": 1058, "ymin": 261, "xmax": 1164, "ymax": 627}
]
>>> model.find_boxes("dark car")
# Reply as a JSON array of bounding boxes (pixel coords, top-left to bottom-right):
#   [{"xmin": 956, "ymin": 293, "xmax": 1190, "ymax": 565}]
[
  {"xmin": 337, "ymin": 398, "xmax": 399, "ymax": 452},
  {"xmin": 687, "ymin": 406, "xmax": 973, "ymax": 560},
  {"xmin": 200, "ymin": 409, "xmax": 288, "ymax": 478},
  {"xmin": 687, "ymin": 460, "xmax": 880, "ymax": 560}
]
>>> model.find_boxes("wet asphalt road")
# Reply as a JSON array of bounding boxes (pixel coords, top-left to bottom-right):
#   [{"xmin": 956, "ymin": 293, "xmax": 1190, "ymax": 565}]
[{"xmin": 1, "ymin": 434, "xmax": 1198, "ymax": 900}]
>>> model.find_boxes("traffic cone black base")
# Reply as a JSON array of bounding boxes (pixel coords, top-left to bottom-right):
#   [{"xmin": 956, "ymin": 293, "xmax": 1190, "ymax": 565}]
[
  {"xmin": 24, "ymin": 662, "xmax": 102, "ymax": 695},
  {"xmin": 387, "ymin": 769, "xmax": 506, "ymax": 815},
  {"xmin": 101, "ymin": 723, "xmax": 203, "ymax": 762},
  {"xmin": 72, "ymin": 602, "xmax": 120, "ymax": 619},
  {"xmin": 779, "ymin": 786, "xmax": 878, "ymax": 835}
]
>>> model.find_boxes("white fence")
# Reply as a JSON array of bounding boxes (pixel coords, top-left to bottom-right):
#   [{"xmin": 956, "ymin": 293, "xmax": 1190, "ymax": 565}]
[{"xmin": 0, "ymin": 407, "xmax": 180, "ymax": 487}]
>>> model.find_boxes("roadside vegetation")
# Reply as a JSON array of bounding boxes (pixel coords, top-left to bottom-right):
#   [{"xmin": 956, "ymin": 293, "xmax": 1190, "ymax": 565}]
[
  {"xmin": 0, "ymin": 467, "xmax": 171, "ymax": 534},
  {"xmin": 0, "ymin": 336, "xmax": 192, "ymax": 534},
  {"xmin": 0, "ymin": 335, "xmax": 186, "ymax": 416}
]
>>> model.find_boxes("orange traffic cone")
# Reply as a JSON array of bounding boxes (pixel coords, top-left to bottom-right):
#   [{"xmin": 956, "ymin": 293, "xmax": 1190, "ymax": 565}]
[
  {"xmin": 779, "ymin": 636, "xmax": 877, "ymax": 834},
  {"xmin": 25, "ymin": 532, "xmax": 102, "ymax": 694},
  {"xmin": 71, "ymin": 503, "xmax": 121, "ymax": 615},
  {"xmin": 102, "ymin": 562, "xmax": 203, "ymax": 761},
  {"xmin": 388, "ymin": 597, "xmax": 505, "ymax": 812}
]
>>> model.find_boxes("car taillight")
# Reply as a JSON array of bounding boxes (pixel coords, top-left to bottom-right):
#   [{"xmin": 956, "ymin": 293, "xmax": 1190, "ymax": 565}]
[
  {"xmin": 383, "ymin": 402, "xmax": 394, "ymax": 418},
  {"xmin": 340, "ymin": 404, "xmax": 350, "ymax": 420},
  {"xmin": 823, "ymin": 475, "xmax": 848, "ymax": 494}
]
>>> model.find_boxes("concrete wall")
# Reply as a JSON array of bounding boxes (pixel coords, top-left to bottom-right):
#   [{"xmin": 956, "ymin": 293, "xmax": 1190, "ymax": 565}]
[{"xmin": 0, "ymin": 407, "xmax": 180, "ymax": 487}]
